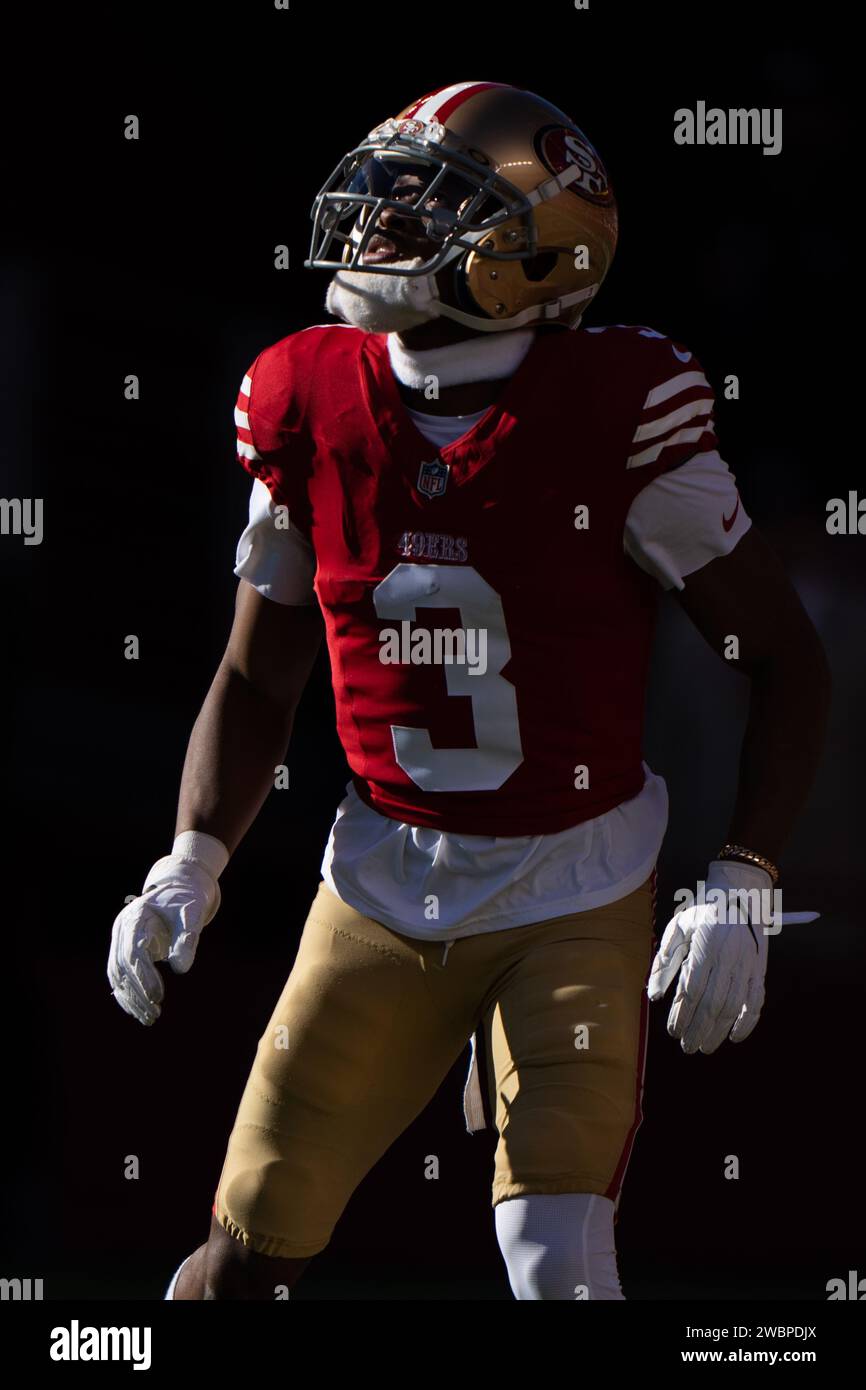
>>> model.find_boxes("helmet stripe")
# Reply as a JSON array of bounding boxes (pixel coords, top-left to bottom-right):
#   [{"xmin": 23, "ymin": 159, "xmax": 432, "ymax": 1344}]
[
  {"xmin": 406, "ymin": 81, "xmax": 511, "ymax": 126},
  {"xmin": 402, "ymin": 84, "xmax": 457, "ymax": 119}
]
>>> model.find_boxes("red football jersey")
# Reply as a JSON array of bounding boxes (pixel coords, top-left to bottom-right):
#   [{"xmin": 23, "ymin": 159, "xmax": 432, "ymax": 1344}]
[{"xmin": 235, "ymin": 324, "xmax": 718, "ymax": 834}]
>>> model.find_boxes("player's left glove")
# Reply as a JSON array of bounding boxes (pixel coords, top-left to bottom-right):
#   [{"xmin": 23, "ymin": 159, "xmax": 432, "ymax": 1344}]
[{"xmin": 648, "ymin": 859, "xmax": 817, "ymax": 1055}]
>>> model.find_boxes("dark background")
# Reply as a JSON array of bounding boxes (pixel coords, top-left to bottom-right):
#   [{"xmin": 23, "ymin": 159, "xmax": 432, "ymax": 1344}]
[{"xmin": 4, "ymin": 3, "xmax": 861, "ymax": 1300}]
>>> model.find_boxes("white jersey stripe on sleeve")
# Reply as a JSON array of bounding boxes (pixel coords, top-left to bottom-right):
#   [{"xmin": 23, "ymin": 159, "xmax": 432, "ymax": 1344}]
[
  {"xmin": 236, "ymin": 438, "xmax": 261, "ymax": 461},
  {"xmin": 234, "ymin": 406, "xmax": 250, "ymax": 430},
  {"xmin": 632, "ymin": 396, "xmax": 712, "ymax": 444},
  {"xmin": 627, "ymin": 422, "xmax": 713, "ymax": 470},
  {"xmin": 240, "ymin": 374, "xmax": 253, "ymax": 397},
  {"xmin": 644, "ymin": 370, "xmax": 709, "ymax": 410}
]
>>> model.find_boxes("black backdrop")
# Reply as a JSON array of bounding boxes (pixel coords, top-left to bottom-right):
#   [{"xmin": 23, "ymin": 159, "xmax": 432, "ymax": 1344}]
[{"xmin": 4, "ymin": 3, "xmax": 862, "ymax": 1300}]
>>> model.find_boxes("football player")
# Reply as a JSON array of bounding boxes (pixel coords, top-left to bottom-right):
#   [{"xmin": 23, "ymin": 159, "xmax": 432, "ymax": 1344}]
[{"xmin": 108, "ymin": 82, "xmax": 830, "ymax": 1300}]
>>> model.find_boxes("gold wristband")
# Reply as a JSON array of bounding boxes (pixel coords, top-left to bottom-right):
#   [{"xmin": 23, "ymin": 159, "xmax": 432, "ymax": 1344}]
[{"xmin": 717, "ymin": 843, "xmax": 780, "ymax": 886}]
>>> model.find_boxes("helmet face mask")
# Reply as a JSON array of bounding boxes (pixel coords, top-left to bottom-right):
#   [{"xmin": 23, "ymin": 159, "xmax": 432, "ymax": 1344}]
[
  {"xmin": 307, "ymin": 84, "xmax": 618, "ymax": 333},
  {"xmin": 309, "ymin": 128, "xmax": 537, "ymax": 279}
]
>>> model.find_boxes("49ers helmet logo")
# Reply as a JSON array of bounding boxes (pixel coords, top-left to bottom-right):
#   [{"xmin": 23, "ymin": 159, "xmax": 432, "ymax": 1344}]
[{"xmin": 534, "ymin": 125, "xmax": 612, "ymax": 205}]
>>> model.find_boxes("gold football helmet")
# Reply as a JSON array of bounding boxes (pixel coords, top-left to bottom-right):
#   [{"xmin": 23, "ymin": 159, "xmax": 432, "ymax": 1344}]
[{"xmin": 307, "ymin": 80, "xmax": 618, "ymax": 332}]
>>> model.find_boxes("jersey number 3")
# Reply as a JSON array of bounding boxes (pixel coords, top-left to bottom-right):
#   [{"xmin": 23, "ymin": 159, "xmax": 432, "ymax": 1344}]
[{"xmin": 373, "ymin": 563, "xmax": 524, "ymax": 792}]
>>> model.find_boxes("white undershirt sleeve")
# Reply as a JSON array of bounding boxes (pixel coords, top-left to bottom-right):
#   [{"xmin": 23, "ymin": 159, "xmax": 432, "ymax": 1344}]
[
  {"xmin": 233, "ymin": 477, "xmax": 317, "ymax": 605},
  {"xmin": 623, "ymin": 449, "xmax": 752, "ymax": 590}
]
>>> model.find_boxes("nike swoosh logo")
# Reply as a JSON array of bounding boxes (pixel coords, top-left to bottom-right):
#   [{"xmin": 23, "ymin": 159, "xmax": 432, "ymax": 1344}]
[
  {"xmin": 672, "ymin": 345, "xmax": 692, "ymax": 362},
  {"xmin": 722, "ymin": 497, "xmax": 740, "ymax": 532}
]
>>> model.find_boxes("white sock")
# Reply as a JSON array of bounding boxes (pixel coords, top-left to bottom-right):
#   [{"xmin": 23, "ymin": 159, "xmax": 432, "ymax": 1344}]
[
  {"xmin": 495, "ymin": 1193, "xmax": 625, "ymax": 1300},
  {"xmin": 163, "ymin": 1254, "xmax": 192, "ymax": 1301}
]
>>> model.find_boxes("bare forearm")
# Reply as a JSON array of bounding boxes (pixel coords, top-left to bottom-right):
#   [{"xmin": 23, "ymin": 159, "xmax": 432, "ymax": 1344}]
[
  {"xmin": 727, "ymin": 642, "xmax": 831, "ymax": 862},
  {"xmin": 175, "ymin": 662, "xmax": 297, "ymax": 855},
  {"xmin": 674, "ymin": 528, "xmax": 833, "ymax": 865}
]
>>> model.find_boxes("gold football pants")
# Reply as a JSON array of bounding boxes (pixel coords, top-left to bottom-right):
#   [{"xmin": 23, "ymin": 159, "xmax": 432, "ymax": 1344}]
[{"xmin": 214, "ymin": 876, "xmax": 655, "ymax": 1258}]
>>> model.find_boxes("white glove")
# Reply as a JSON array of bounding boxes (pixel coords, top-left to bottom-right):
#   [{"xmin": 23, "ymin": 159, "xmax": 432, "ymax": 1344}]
[
  {"xmin": 108, "ymin": 831, "xmax": 229, "ymax": 1026},
  {"xmin": 648, "ymin": 860, "xmax": 817, "ymax": 1055}
]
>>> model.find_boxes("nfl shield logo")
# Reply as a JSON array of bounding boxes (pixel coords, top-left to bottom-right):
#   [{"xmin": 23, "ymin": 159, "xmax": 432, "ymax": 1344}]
[{"xmin": 417, "ymin": 458, "xmax": 449, "ymax": 499}]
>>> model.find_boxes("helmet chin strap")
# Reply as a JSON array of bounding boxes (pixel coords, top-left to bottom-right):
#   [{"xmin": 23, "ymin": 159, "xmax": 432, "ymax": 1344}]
[
  {"xmin": 325, "ymin": 233, "xmax": 599, "ymax": 335},
  {"xmin": 408, "ymin": 234, "xmax": 601, "ymax": 333},
  {"xmin": 432, "ymin": 282, "xmax": 599, "ymax": 333}
]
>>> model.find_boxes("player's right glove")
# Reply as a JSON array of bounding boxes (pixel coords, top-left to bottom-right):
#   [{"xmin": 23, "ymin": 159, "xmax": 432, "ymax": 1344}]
[{"xmin": 108, "ymin": 830, "xmax": 229, "ymax": 1026}]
